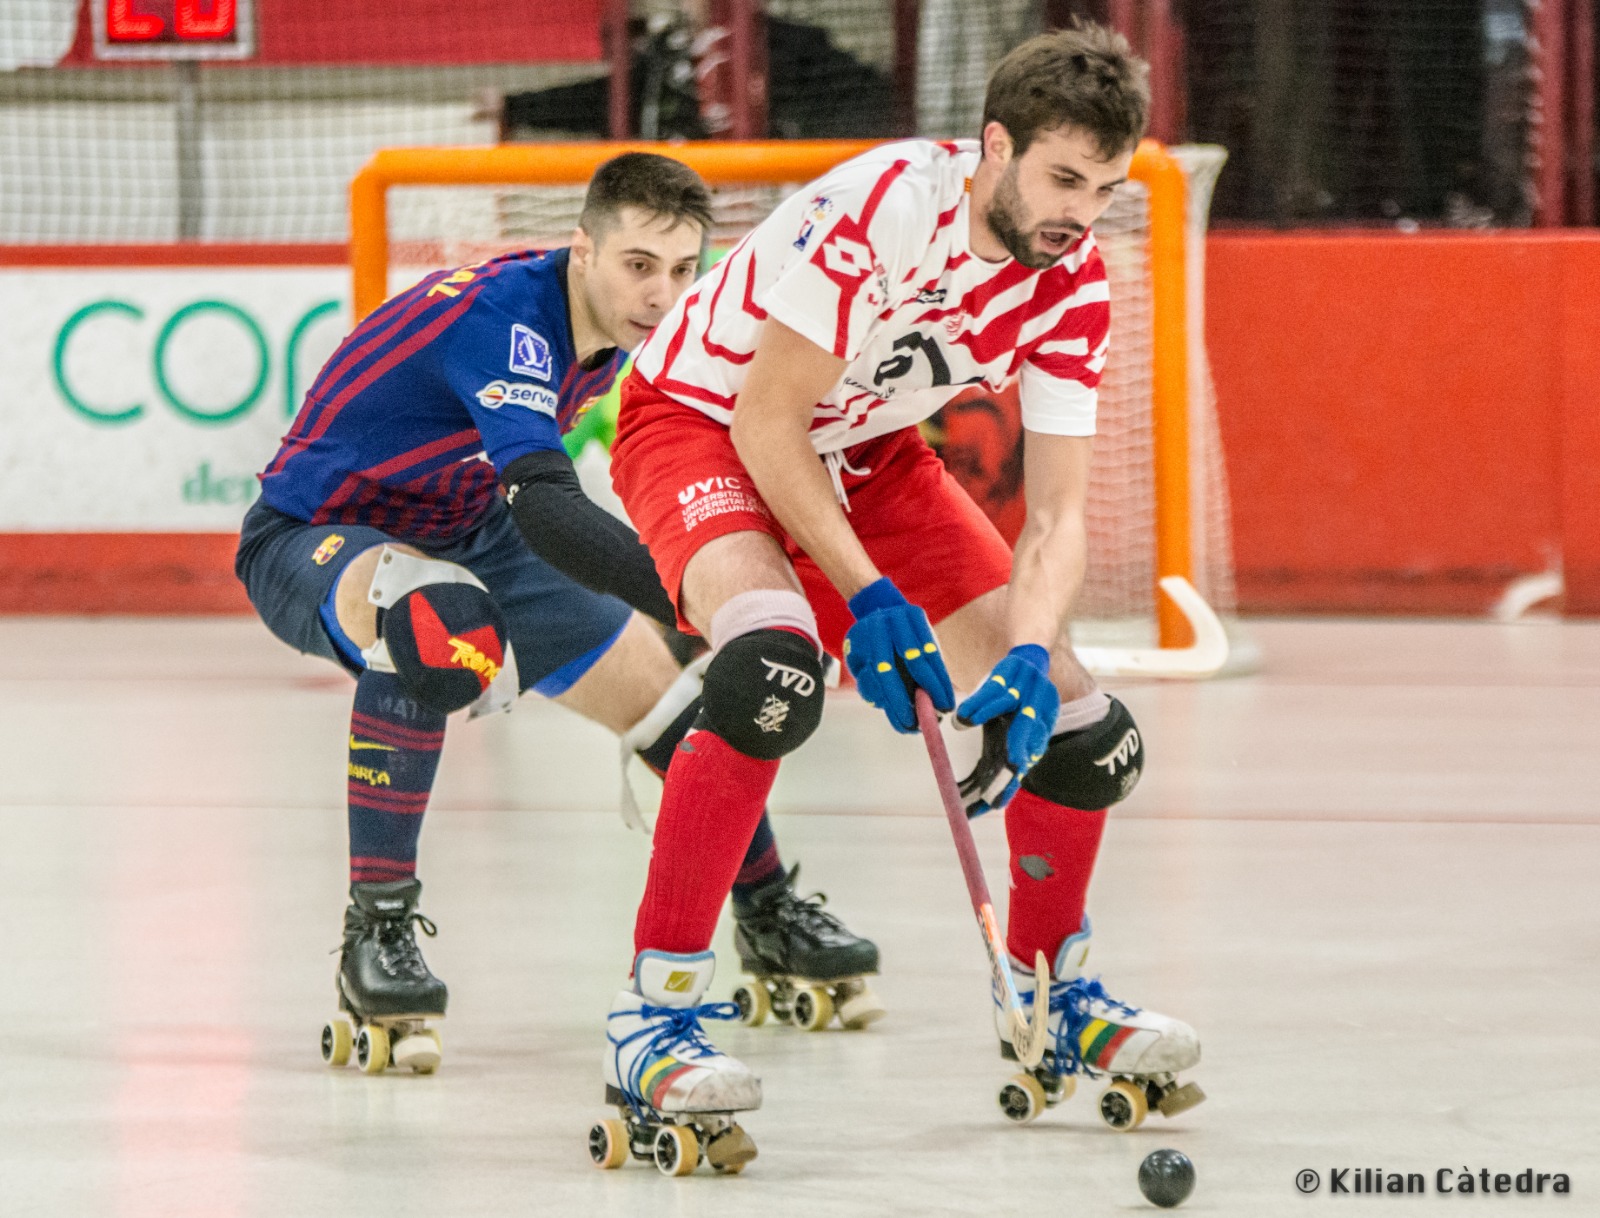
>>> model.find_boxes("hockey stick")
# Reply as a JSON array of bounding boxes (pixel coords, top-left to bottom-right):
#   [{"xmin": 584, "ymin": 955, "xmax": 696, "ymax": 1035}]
[
  {"xmin": 915, "ymin": 690, "xmax": 1049, "ymax": 1069},
  {"xmin": 1073, "ymin": 575, "xmax": 1230, "ymax": 679}
]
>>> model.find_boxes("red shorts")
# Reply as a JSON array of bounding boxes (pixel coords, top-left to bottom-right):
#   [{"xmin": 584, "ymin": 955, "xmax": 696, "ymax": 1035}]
[{"xmin": 611, "ymin": 369, "xmax": 1014, "ymax": 656}]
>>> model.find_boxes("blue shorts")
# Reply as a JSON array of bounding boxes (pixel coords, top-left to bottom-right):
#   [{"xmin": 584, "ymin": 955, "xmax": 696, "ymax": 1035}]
[{"xmin": 235, "ymin": 498, "xmax": 632, "ymax": 697}]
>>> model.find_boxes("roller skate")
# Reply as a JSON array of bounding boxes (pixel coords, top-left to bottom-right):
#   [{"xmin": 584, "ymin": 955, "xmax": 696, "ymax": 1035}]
[
  {"xmin": 994, "ymin": 918, "xmax": 1204, "ymax": 1131},
  {"xmin": 320, "ymin": 879, "xmax": 447, "ymax": 1075},
  {"xmin": 730, "ymin": 865, "xmax": 884, "ymax": 1031},
  {"xmin": 590, "ymin": 949, "xmax": 760, "ymax": 1177}
]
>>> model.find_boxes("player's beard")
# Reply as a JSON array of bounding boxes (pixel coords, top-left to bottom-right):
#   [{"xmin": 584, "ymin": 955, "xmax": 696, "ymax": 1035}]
[{"xmin": 985, "ymin": 162, "xmax": 1080, "ymax": 271}]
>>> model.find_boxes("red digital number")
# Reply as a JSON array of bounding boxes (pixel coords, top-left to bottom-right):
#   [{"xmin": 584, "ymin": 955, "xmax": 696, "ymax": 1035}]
[
  {"xmin": 107, "ymin": 0, "xmax": 164, "ymax": 41},
  {"xmin": 177, "ymin": 0, "xmax": 236, "ymax": 40},
  {"xmin": 106, "ymin": 0, "xmax": 236, "ymax": 43}
]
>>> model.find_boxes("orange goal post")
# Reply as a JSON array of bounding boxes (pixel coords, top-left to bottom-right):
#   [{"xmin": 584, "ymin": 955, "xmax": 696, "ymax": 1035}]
[{"xmin": 348, "ymin": 140, "xmax": 1236, "ymax": 679}]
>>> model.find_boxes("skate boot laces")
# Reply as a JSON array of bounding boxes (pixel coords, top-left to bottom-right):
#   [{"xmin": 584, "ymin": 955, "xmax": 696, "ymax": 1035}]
[
  {"xmin": 610, "ymin": 1000, "xmax": 740, "ymax": 1117},
  {"xmin": 341, "ymin": 909, "xmax": 437, "ymax": 981},
  {"xmin": 1048, "ymin": 976, "xmax": 1141, "ymax": 1078},
  {"xmin": 772, "ymin": 886, "xmax": 849, "ymax": 940}
]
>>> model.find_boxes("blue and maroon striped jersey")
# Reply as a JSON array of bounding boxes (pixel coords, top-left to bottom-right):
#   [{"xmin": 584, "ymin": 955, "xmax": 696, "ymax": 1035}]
[{"xmin": 259, "ymin": 247, "xmax": 626, "ymax": 543}]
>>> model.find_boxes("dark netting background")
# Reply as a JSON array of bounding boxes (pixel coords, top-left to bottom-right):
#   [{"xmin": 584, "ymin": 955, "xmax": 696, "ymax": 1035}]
[{"xmin": 1184, "ymin": 0, "xmax": 1537, "ymax": 227}]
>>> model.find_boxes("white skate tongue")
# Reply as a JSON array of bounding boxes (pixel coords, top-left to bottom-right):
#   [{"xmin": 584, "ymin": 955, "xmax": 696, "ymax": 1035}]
[{"xmin": 634, "ymin": 949, "xmax": 716, "ymax": 1007}]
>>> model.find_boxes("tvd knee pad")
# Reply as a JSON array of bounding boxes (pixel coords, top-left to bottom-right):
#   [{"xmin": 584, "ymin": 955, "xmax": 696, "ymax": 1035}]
[
  {"xmin": 701, "ymin": 628, "xmax": 825, "ymax": 760},
  {"xmin": 1020, "ymin": 695, "xmax": 1144, "ymax": 809}
]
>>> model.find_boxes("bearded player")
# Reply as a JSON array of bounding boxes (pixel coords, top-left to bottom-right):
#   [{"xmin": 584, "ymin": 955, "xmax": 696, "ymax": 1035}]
[
  {"xmin": 235, "ymin": 154, "xmax": 881, "ymax": 1077},
  {"xmin": 590, "ymin": 25, "xmax": 1201, "ymax": 1170}
]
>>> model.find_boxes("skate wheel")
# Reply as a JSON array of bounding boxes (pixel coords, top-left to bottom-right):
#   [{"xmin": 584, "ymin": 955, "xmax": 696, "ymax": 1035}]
[
  {"xmin": 998, "ymin": 1073, "xmax": 1048, "ymax": 1124},
  {"xmin": 321, "ymin": 1017, "xmax": 353, "ymax": 1068},
  {"xmin": 653, "ymin": 1124, "xmax": 699, "ymax": 1177},
  {"xmin": 393, "ymin": 1029, "xmax": 442, "ymax": 1075},
  {"xmin": 836, "ymin": 981, "xmax": 886, "ymax": 1030},
  {"xmin": 733, "ymin": 982, "xmax": 770, "ymax": 1028},
  {"xmin": 792, "ymin": 985, "xmax": 834, "ymax": 1032},
  {"xmin": 355, "ymin": 1024, "xmax": 390, "ymax": 1075},
  {"xmin": 588, "ymin": 1118, "xmax": 630, "ymax": 1170},
  {"xmin": 1099, "ymin": 1079, "xmax": 1148, "ymax": 1131}
]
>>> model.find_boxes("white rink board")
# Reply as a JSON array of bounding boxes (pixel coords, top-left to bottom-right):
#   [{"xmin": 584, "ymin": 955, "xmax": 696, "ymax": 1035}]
[{"xmin": 0, "ymin": 267, "xmax": 351, "ymax": 530}]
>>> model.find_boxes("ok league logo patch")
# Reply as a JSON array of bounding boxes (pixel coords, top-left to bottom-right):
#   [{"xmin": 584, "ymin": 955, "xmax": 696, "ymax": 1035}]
[{"xmin": 509, "ymin": 324, "xmax": 553, "ymax": 380}]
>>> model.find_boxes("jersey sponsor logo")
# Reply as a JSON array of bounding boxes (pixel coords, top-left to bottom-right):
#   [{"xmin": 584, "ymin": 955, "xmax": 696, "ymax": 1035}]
[
  {"xmin": 793, "ymin": 194, "xmax": 834, "ymax": 251},
  {"xmin": 509, "ymin": 323, "xmax": 553, "ymax": 379},
  {"xmin": 761, "ymin": 657, "xmax": 816, "ymax": 697},
  {"xmin": 915, "ymin": 287, "xmax": 948, "ymax": 305},
  {"xmin": 755, "ymin": 694, "xmax": 792, "ymax": 734},
  {"xmin": 475, "ymin": 379, "xmax": 557, "ymax": 416},
  {"xmin": 311, "ymin": 533, "xmax": 345, "ymax": 565}
]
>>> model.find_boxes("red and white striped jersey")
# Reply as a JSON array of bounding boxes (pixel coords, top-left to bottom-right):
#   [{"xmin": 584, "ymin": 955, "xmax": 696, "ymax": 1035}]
[{"xmin": 633, "ymin": 139, "xmax": 1110, "ymax": 454}]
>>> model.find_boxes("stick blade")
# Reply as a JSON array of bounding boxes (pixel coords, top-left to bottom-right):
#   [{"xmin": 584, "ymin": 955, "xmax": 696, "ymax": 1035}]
[{"xmin": 1008, "ymin": 952, "xmax": 1051, "ymax": 1068}]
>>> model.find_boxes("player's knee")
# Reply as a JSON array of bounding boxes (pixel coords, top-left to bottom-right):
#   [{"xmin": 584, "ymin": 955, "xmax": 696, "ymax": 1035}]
[
  {"xmin": 359, "ymin": 549, "xmax": 509, "ymax": 714},
  {"xmin": 701, "ymin": 628, "xmax": 825, "ymax": 760},
  {"xmin": 1020, "ymin": 696, "xmax": 1144, "ymax": 809}
]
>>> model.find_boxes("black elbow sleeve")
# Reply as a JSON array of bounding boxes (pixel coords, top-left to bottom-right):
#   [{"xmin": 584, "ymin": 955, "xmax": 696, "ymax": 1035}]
[{"xmin": 501, "ymin": 450, "xmax": 677, "ymax": 629}]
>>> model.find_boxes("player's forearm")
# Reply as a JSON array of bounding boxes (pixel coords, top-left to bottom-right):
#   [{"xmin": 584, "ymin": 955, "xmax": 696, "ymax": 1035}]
[
  {"xmin": 501, "ymin": 450, "xmax": 677, "ymax": 628},
  {"xmin": 1009, "ymin": 430, "xmax": 1097, "ymax": 697},
  {"xmin": 1008, "ymin": 514, "xmax": 1087, "ymax": 647},
  {"xmin": 731, "ymin": 413, "xmax": 880, "ymax": 598}
]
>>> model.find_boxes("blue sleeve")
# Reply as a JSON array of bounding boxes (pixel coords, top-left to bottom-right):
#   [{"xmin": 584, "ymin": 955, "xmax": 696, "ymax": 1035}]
[{"xmin": 439, "ymin": 286, "xmax": 568, "ymax": 474}]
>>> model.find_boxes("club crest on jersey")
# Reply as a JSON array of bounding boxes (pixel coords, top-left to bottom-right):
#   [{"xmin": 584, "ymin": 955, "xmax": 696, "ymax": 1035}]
[
  {"xmin": 311, "ymin": 534, "xmax": 345, "ymax": 565},
  {"xmin": 475, "ymin": 379, "xmax": 557, "ymax": 416},
  {"xmin": 509, "ymin": 324, "xmax": 553, "ymax": 380},
  {"xmin": 793, "ymin": 194, "xmax": 834, "ymax": 251}
]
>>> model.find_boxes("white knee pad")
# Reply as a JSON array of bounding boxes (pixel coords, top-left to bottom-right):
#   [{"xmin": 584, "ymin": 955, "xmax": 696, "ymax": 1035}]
[{"xmin": 358, "ymin": 546, "xmax": 519, "ymax": 716}]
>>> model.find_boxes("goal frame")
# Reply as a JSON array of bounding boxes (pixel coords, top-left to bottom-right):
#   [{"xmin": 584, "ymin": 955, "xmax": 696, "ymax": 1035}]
[{"xmin": 347, "ymin": 139, "xmax": 1224, "ymax": 677}]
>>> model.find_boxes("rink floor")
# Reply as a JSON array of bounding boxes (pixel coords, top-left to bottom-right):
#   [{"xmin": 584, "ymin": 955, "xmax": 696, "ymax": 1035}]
[{"xmin": 1, "ymin": 615, "xmax": 1596, "ymax": 1216}]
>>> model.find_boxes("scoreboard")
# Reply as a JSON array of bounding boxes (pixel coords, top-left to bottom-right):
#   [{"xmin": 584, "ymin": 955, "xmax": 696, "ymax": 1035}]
[{"xmin": 92, "ymin": 0, "xmax": 255, "ymax": 60}]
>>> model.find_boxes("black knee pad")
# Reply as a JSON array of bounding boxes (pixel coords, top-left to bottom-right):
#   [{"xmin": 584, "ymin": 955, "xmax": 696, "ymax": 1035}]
[
  {"xmin": 701, "ymin": 629, "xmax": 825, "ymax": 760},
  {"xmin": 381, "ymin": 582, "xmax": 509, "ymax": 715},
  {"xmin": 1021, "ymin": 695, "xmax": 1144, "ymax": 808}
]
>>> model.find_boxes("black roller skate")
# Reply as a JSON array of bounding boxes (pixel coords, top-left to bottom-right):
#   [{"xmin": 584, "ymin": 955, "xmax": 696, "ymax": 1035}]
[
  {"xmin": 320, "ymin": 879, "xmax": 447, "ymax": 1075},
  {"xmin": 730, "ymin": 865, "xmax": 884, "ymax": 1031}
]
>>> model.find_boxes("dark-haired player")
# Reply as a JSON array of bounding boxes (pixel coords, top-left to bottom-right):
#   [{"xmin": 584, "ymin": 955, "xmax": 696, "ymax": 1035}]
[
  {"xmin": 236, "ymin": 153, "xmax": 879, "ymax": 1076},
  {"xmin": 590, "ymin": 24, "xmax": 1200, "ymax": 1165}
]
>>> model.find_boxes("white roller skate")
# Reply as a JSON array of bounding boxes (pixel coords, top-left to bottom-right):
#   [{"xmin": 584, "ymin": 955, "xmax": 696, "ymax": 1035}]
[
  {"xmin": 994, "ymin": 918, "xmax": 1204, "ymax": 1131},
  {"xmin": 590, "ymin": 949, "xmax": 761, "ymax": 1177}
]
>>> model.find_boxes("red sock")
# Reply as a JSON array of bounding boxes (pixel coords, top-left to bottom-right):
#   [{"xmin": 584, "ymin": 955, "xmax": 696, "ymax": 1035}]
[
  {"xmin": 1003, "ymin": 789, "xmax": 1108, "ymax": 968},
  {"xmin": 633, "ymin": 724, "xmax": 779, "ymax": 956}
]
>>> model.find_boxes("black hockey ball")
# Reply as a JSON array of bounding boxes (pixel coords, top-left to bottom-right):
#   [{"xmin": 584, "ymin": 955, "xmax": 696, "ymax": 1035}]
[{"xmin": 1138, "ymin": 1148, "xmax": 1196, "ymax": 1208}]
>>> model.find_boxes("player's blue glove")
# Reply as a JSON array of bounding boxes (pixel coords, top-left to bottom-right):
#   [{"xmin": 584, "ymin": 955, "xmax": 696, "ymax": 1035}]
[
  {"xmin": 955, "ymin": 644, "xmax": 1060, "ymax": 816},
  {"xmin": 843, "ymin": 577, "xmax": 954, "ymax": 733}
]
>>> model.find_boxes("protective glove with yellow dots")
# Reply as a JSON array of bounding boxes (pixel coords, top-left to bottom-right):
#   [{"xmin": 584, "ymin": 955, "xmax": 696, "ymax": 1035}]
[
  {"xmin": 953, "ymin": 644, "xmax": 1060, "ymax": 814},
  {"xmin": 843, "ymin": 577, "xmax": 954, "ymax": 733}
]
